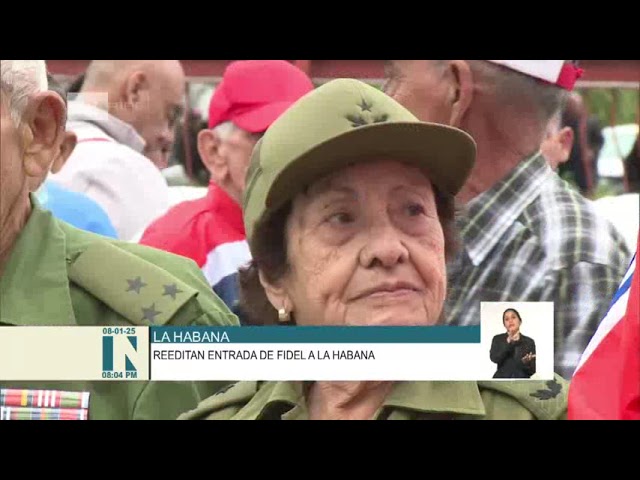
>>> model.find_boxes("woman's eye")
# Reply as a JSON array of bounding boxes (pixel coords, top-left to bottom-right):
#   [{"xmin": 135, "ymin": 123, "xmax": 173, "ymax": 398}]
[
  {"xmin": 406, "ymin": 203, "xmax": 426, "ymax": 216},
  {"xmin": 327, "ymin": 212, "xmax": 354, "ymax": 224}
]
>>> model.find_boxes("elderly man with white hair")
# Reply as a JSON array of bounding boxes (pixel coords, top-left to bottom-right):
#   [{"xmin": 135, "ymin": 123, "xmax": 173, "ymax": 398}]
[
  {"xmin": 0, "ymin": 60, "xmax": 238, "ymax": 420},
  {"xmin": 50, "ymin": 60, "xmax": 186, "ymax": 240},
  {"xmin": 385, "ymin": 60, "xmax": 631, "ymax": 379}
]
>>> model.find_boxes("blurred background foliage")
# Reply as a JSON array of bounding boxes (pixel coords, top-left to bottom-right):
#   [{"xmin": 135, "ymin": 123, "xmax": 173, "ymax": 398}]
[{"xmin": 581, "ymin": 88, "xmax": 639, "ymax": 126}]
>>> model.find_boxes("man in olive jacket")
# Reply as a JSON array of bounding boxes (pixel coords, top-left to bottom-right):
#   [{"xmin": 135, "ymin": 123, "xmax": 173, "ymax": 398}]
[{"xmin": 0, "ymin": 60, "xmax": 237, "ymax": 420}]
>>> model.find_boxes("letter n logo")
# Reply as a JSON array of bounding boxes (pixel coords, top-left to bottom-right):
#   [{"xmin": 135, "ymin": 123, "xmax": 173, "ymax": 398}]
[{"xmin": 102, "ymin": 335, "xmax": 139, "ymax": 372}]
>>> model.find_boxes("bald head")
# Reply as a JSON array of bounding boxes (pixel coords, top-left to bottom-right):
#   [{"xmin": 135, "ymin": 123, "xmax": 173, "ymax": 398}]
[
  {"xmin": 83, "ymin": 60, "xmax": 184, "ymax": 91},
  {"xmin": 80, "ymin": 60, "xmax": 186, "ymax": 169}
]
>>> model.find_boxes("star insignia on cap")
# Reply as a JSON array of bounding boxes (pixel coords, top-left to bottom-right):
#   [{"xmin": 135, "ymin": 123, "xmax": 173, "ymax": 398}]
[
  {"xmin": 358, "ymin": 99, "xmax": 373, "ymax": 112},
  {"xmin": 529, "ymin": 380, "xmax": 562, "ymax": 400},
  {"xmin": 346, "ymin": 112, "xmax": 390, "ymax": 128},
  {"xmin": 162, "ymin": 283, "xmax": 183, "ymax": 300},
  {"xmin": 346, "ymin": 95, "xmax": 390, "ymax": 128},
  {"xmin": 346, "ymin": 114, "xmax": 367, "ymax": 128},
  {"xmin": 141, "ymin": 303, "xmax": 162, "ymax": 323},
  {"xmin": 126, "ymin": 276, "xmax": 147, "ymax": 294}
]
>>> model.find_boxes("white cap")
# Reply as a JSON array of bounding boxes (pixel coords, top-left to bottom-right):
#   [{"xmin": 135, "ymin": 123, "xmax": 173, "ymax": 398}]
[{"xmin": 487, "ymin": 60, "xmax": 583, "ymax": 90}]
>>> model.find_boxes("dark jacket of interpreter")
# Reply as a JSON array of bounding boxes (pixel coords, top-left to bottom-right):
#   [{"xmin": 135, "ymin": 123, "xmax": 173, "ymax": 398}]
[{"xmin": 490, "ymin": 333, "xmax": 536, "ymax": 379}]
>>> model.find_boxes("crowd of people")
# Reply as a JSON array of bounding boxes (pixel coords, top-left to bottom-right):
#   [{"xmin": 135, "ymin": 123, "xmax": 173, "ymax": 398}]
[{"xmin": 0, "ymin": 59, "xmax": 637, "ymax": 420}]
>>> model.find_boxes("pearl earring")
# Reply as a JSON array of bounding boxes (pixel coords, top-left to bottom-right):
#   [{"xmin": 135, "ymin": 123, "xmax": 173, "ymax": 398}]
[{"xmin": 278, "ymin": 308, "xmax": 290, "ymax": 323}]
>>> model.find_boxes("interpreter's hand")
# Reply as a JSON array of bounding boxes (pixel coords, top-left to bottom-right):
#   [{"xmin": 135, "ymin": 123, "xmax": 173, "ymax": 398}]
[{"xmin": 522, "ymin": 352, "xmax": 536, "ymax": 364}]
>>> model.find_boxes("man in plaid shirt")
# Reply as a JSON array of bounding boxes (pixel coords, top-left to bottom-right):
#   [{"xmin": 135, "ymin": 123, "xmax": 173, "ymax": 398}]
[{"xmin": 385, "ymin": 60, "xmax": 630, "ymax": 379}]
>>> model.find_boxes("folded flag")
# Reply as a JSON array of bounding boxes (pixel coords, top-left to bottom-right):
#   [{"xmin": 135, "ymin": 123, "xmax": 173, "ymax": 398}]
[{"xmin": 568, "ymin": 232, "xmax": 640, "ymax": 420}]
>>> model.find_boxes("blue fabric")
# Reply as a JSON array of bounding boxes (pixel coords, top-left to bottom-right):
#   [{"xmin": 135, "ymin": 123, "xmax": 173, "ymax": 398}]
[
  {"xmin": 213, "ymin": 272, "xmax": 246, "ymax": 324},
  {"xmin": 38, "ymin": 181, "xmax": 118, "ymax": 238}
]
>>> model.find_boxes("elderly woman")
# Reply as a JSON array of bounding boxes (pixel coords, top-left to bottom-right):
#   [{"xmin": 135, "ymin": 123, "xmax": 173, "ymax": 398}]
[{"xmin": 179, "ymin": 79, "xmax": 569, "ymax": 420}]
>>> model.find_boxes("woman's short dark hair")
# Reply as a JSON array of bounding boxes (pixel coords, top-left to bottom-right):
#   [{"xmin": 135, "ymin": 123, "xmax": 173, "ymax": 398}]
[
  {"xmin": 238, "ymin": 185, "xmax": 460, "ymax": 325},
  {"xmin": 502, "ymin": 308, "xmax": 523, "ymax": 325}
]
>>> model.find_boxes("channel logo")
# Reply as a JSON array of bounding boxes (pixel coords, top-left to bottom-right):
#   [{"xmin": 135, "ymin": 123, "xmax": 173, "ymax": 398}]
[{"xmin": 101, "ymin": 328, "xmax": 144, "ymax": 379}]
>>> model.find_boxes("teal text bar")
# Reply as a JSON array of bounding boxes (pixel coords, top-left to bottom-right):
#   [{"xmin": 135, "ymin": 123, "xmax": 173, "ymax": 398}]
[{"xmin": 150, "ymin": 326, "xmax": 480, "ymax": 344}]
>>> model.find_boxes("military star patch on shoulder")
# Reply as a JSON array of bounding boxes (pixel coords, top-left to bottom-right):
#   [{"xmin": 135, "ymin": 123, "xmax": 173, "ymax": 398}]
[
  {"xmin": 141, "ymin": 303, "xmax": 162, "ymax": 323},
  {"xmin": 530, "ymin": 379, "xmax": 563, "ymax": 400},
  {"xmin": 162, "ymin": 283, "xmax": 184, "ymax": 300},
  {"xmin": 126, "ymin": 276, "xmax": 147, "ymax": 294}
]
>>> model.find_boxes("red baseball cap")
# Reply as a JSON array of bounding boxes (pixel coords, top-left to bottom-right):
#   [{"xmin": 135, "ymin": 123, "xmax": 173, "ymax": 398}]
[{"xmin": 207, "ymin": 60, "xmax": 315, "ymax": 132}]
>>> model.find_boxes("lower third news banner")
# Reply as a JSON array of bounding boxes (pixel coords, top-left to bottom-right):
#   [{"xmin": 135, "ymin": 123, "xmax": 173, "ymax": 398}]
[{"xmin": 0, "ymin": 325, "xmax": 554, "ymax": 381}]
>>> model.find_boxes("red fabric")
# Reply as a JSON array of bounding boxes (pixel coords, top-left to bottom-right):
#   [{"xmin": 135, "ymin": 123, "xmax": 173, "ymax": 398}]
[
  {"xmin": 555, "ymin": 63, "xmax": 584, "ymax": 90},
  {"xmin": 139, "ymin": 183, "xmax": 245, "ymax": 268},
  {"xmin": 619, "ymin": 271, "xmax": 640, "ymax": 419},
  {"xmin": 207, "ymin": 60, "xmax": 314, "ymax": 132},
  {"xmin": 568, "ymin": 232, "xmax": 640, "ymax": 420}
]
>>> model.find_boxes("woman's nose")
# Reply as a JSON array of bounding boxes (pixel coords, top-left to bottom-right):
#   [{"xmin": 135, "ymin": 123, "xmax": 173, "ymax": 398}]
[{"xmin": 359, "ymin": 223, "xmax": 409, "ymax": 269}]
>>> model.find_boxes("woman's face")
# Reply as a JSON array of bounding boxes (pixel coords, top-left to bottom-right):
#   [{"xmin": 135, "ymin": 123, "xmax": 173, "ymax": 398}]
[
  {"xmin": 270, "ymin": 159, "xmax": 447, "ymax": 326},
  {"xmin": 503, "ymin": 310, "xmax": 521, "ymax": 335}
]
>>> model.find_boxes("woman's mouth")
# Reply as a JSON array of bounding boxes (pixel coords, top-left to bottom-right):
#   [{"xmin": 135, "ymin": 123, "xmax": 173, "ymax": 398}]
[{"xmin": 352, "ymin": 281, "xmax": 421, "ymax": 301}]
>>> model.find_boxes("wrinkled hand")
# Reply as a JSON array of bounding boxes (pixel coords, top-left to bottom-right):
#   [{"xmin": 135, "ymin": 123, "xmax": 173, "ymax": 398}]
[{"xmin": 522, "ymin": 353, "xmax": 536, "ymax": 363}]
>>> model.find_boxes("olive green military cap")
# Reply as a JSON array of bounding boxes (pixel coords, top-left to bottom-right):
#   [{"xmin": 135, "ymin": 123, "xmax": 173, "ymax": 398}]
[{"xmin": 242, "ymin": 78, "xmax": 477, "ymax": 242}]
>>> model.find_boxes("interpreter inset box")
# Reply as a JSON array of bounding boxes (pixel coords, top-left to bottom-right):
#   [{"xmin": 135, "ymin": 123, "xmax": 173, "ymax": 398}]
[{"xmin": 480, "ymin": 302, "xmax": 554, "ymax": 381}]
